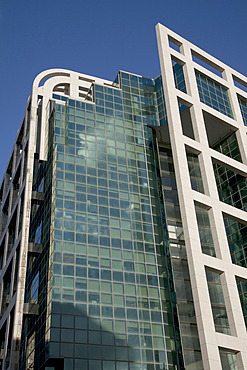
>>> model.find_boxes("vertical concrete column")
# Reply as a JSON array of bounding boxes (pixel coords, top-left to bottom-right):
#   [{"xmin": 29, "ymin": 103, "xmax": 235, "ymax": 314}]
[{"xmin": 156, "ymin": 24, "xmax": 222, "ymax": 369}]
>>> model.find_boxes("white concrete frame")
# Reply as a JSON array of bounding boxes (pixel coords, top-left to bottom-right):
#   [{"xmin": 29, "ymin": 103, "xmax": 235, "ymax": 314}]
[{"xmin": 156, "ymin": 23, "xmax": 247, "ymax": 370}]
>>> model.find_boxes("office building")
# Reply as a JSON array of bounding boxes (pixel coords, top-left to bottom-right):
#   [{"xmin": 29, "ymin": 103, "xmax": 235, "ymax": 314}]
[{"xmin": 0, "ymin": 23, "xmax": 247, "ymax": 370}]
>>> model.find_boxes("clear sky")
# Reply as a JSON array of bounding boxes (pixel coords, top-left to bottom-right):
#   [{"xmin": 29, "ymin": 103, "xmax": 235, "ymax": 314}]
[{"xmin": 0, "ymin": 0, "xmax": 246, "ymax": 180}]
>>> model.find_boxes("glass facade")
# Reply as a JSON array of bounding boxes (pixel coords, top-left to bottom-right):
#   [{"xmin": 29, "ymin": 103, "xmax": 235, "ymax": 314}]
[
  {"xmin": 213, "ymin": 132, "xmax": 242, "ymax": 162},
  {"xmin": 195, "ymin": 71, "xmax": 233, "ymax": 118},
  {"xmin": 239, "ymin": 97, "xmax": 247, "ymax": 126},
  {"xmin": 19, "ymin": 72, "xmax": 189, "ymax": 370},
  {"xmin": 159, "ymin": 146, "xmax": 203, "ymax": 369},
  {"xmin": 178, "ymin": 103, "xmax": 195, "ymax": 140},
  {"xmin": 154, "ymin": 76, "xmax": 167, "ymax": 127},
  {"xmin": 186, "ymin": 151, "xmax": 204, "ymax": 194},
  {"xmin": 213, "ymin": 163, "xmax": 247, "ymax": 211},
  {"xmin": 224, "ymin": 217, "xmax": 247, "ymax": 268},
  {"xmin": 219, "ymin": 349, "xmax": 238, "ymax": 370},
  {"xmin": 206, "ymin": 269, "xmax": 231, "ymax": 335},
  {"xmin": 195, "ymin": 205, "xmax": 216, "ymax": 257},
  {"xmin": 236, "ymin": 278, "xmax": 247, "ymax": 328},
  {"xmin": 172, "ymin": 63, "xmax": 187, "ymax": 94},
  {"xmin": 212, "ymin": 131, "xmax": 246, "ymax": 213}
]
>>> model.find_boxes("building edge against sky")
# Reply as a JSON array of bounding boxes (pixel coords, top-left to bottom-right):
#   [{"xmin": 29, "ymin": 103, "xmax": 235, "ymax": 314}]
[{"xmin": 0, "ymin": 22, "xmax": 247, "ymax": 369}]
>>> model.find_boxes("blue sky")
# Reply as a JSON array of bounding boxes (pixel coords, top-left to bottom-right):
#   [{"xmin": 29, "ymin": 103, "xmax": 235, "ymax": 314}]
[{"xmin": 0, "ymin": 0, "xmax": 246, "ymax": 179}]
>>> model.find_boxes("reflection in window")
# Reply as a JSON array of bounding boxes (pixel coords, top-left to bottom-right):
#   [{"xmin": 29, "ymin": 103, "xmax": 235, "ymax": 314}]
[
  {"xmin": 239, "ymin": 97, "xmax": 247, "ymax": 126},
  {"xmin": 159, "ymin": 146, "xmax": 203, "ymax": 368},
  {"xmin": 236, "ymin": 278, "xmax": 247, "ymax": 328},
  {"xmin": 31, "ymin": 272, "xmax": 39, "ymax": 303},
  {"xmin": 213, "ymin": 132, "xmax": 241, "ymax": 162},
  {"xmin": 172, "ymin": 60, "xmax": 187, "ymax": 93},
  {"xmin": 195, "ymin": 205, "xmax": 216, "ymax": 257},
  {"xmin": 219, "ymin": 348, "xmax": 238, "ymax": 370},
  {"xmin": 45, "ymin": 82, "xmax": 187, "ymax": 370},
  {"xmin": 196, "ymin": 71, "xmax": 233, "ymax": 118},
  {"xmin": 213, "ymin": 163, "xmax": 247, "ymax": 211},
  {"xmin": 224, "ymin": 216, "xmax": 247, "ymax": 268},
  {"xmin": 178, "ymin": 102, "xmax": 194, "ymax": 140},
  {"xmin": 206, "ymin": 269, "xmax": 231, "ymax": 335},
  {"xmin": 186, "ymin": 151, "xmax": 204, "ymax": 193},
  {"xmin": 35, "ymin": 221, "xmax": 42, "ymax": 244}
]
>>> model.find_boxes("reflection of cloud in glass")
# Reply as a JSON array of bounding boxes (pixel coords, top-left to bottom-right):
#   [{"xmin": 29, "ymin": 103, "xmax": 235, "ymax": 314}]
[
  {"xmin": 77, "ymin": 149, "xmax": 85, "ymax": 156},
  {"xmin": 78, "ymin": 133, "xmax": 85, "ymax": 140},
  {"xmin": 64, "ymin": 212, "xmax": 73, "ymax": 219}
]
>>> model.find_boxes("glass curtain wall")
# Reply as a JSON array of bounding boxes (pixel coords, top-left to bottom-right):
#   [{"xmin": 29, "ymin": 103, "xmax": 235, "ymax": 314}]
[
  {"xmin": 20, "ymin": 72, "xmax": 187, "ymax": 370},
  {"xmin": 159, "ymin": 146, "xmax": 203, "ymax": 370},
  {"xmin": 195, "ymin": 72, "xmax": 233, "ymax": 118}
]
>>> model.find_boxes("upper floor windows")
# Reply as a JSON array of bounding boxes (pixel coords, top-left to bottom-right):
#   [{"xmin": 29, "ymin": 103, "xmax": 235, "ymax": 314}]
[{"xmin": 196, "ymin": 71, "xmax": 233, "ymax": 118}]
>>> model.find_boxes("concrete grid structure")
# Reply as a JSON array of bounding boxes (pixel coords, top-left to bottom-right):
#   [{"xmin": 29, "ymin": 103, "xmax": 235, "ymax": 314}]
[
  {"xmin": 0, "ymin": 23, "xmax": 246, "ymax": 370},
  {"xmin": 156, "ymin": 24, "xmax": 247, "ymax": 369}
]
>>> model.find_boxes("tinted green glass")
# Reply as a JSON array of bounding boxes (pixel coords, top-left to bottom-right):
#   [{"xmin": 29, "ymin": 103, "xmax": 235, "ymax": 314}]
[
  {"xmin": 196, "ymin": 72, "xmax": 233, "ymax": 118},
  {"xmin": 206, "ymin": 270, "xmax": 231, "ymax": 335},
  {"xmin": 29, "ymin": 72, "xmax": 185, "ymax": 370},
  {"xmin": 239, "ymin": 97, "xmax": 247, "ymax": 126}
]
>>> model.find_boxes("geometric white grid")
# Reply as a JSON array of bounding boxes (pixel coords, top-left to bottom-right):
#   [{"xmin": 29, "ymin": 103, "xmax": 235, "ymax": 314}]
[{"xmin": 156, "ymin": 23, "xmax": 247, "ymax": 370}]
